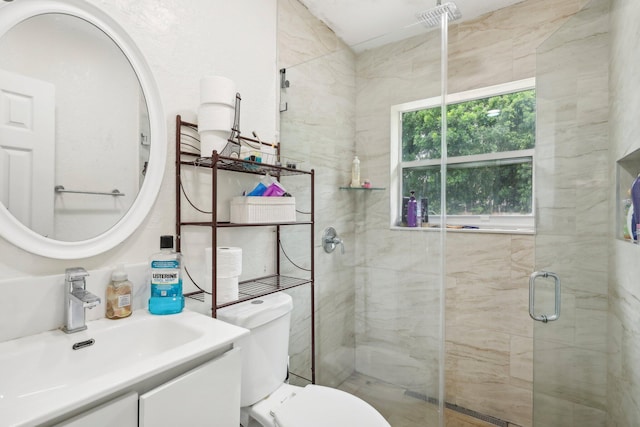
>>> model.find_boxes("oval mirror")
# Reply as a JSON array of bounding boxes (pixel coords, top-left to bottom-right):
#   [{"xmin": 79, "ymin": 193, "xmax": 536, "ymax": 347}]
[{"xmin": 0, "ymin": 0, "xmax": 165, "ymax": 259}]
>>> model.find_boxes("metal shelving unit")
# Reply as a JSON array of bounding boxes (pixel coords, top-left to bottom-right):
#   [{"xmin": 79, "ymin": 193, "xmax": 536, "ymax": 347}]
[{"xmin": 175, "ymin": 115, "xmax": 315, "ymax": 383}]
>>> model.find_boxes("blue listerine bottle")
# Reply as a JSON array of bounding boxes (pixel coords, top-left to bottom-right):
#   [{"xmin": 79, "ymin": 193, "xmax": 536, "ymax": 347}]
[
  {"xmin": 407, "ymin": 191, "xmax": 418, "ymax": 227},
  {"xmin": 148, "ymin": 235, "xmax": 184, "ymax": 315}
]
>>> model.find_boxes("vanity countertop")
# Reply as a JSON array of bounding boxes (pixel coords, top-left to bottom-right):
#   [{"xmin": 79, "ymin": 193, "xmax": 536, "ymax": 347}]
[{"xmin": 0, "ymin": 309, "xmax": 248, "ymax": 426}]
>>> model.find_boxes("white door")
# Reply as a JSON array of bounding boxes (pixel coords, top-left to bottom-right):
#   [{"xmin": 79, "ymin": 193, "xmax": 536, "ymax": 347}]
[{"xmin": 0, "ymin": 69, "xmax": 55, "ymax": 237}]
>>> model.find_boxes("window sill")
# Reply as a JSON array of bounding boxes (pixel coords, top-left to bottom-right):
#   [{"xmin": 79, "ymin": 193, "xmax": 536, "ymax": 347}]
[{"xmin": 389, "ymin": 225, "xmax": 534, "ymax": 235}]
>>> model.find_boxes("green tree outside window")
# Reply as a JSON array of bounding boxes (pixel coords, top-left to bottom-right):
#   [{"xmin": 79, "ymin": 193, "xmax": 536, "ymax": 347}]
[{"xmin": 400, "ymin": 89, "xmax": 535, "ymax": 216}]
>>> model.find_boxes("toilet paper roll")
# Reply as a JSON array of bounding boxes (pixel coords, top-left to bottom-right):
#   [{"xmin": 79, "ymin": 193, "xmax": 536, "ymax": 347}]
[
  {"xmin": 217, "ymin": 276, "xmax": 239, "ymax": 294},
  {"xmin": 217, "ymin": 247, "xmax": 242, "ymax": 277},
  {"xmin": 198, "ymin": 103, "xmax": 234, "ymax": 132},
  {"xmin": 200, "ymin": 130, "xmax": 229, "ymax": 156},
  {"xmin": 205, "ymin": 247, "xmax": 242, "ymax": 278},
  {"xmin": 205, "ymin": 274, "xmax": 239, "ymax": 305},
  {"xmin": 200, "ymin": 76, "xmax": 237, "ymax": 106}
]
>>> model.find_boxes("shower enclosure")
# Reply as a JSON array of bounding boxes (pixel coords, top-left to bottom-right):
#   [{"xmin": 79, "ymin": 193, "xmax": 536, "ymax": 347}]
[{"xmin": 278, "ymin": 0, "xmax": 611, "ymax": 426}]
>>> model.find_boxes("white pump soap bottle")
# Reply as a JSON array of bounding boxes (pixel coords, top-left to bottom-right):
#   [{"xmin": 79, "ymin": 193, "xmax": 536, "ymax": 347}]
[{"xmin": 350, "ymin": 156, "xmax": 360, "ymax": 188}]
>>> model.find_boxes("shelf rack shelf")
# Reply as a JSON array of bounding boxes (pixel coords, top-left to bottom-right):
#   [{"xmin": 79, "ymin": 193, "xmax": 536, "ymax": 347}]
[
  {"xmin": 184, "ymin": 275, "xmax": 311, "ymax": 308},
  {"xmin": 180, "ymin": 151, "xmax": 310, "ymax": 177},
  {"xmin": 175, "ymin": 115, "xmax": 315, "ymax": 383}
]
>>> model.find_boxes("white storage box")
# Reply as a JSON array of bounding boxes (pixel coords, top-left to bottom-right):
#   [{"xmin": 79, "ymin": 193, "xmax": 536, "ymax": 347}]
[{"xmin": 230, "ymin": 196, "xmax": 296, "ymax": 223}]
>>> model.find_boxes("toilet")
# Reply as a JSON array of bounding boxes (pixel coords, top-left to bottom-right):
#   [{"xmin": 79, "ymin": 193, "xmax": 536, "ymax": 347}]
[{"xmin": 217, "ymin": 292, "xmax": 390, "ymax": 427}]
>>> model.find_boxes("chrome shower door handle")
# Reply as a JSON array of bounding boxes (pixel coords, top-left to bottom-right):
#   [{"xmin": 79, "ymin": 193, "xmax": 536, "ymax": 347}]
[{"xmin": 529, "ymin": 271, "xmax": 561, "ymax": 323}]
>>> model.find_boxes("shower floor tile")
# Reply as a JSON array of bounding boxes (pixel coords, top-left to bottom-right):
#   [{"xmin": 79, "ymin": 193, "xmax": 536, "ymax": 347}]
[
  {"xmin": 337, "ymin": 372, "xmax": 439, "ymax": 427},
  {"xmin": 337, "ymin": 373, "xmax": 502, "ymax": 427}
]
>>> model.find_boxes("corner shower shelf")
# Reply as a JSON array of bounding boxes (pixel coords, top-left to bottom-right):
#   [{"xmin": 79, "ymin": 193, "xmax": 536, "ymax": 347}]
[{"xmin": 339, "ymin": 186, "xmax": 385, "ymax": 191}]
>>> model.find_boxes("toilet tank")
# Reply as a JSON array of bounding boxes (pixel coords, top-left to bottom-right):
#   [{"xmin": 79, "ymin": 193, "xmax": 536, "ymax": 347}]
[{"xmin": 217, "ymin": 292, "xmax": 293, "ymax": 407}]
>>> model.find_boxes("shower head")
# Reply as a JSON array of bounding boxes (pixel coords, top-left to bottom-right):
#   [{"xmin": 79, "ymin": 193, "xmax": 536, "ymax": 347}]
[{"xmin": 416, "ymin": 1, "xmax": 462, "ymax": 28}]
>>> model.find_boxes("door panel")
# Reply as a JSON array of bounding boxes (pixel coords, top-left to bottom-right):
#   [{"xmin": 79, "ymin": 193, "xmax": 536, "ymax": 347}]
[
  {"xmin": 139, "ymin": 349, "xmax": 242, "ymax": 427},
  {"xmin": 533, "ymin": 1, "xmax": 609, "ymax": 426},
  {"xmin": 0, "ymin": 68, "xmax": 55, "ymax": 237}
]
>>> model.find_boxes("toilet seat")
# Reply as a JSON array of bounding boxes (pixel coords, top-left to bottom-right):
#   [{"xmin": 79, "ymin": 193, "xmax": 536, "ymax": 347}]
[{"xmin": 253, "ymin": 384, "xmax": 390, "ymax": 427}]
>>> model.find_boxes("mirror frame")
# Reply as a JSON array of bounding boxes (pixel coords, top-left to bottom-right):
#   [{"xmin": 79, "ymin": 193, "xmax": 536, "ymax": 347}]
[{"xmin": 0, "ymin": 0, "xmax": 166, "ymax": 259}]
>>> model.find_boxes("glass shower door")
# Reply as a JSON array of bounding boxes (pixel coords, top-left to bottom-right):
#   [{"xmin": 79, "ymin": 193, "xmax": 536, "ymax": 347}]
[
  {"xmin": 277, "ymin": 0, "xmax": 447, "ymax": 424},
  {"xmin": 532, "ymin": 0, "xmax": 609, "ymax": 425}
]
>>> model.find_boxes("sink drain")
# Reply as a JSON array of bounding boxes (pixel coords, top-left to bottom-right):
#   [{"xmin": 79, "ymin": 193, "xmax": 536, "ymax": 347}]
[{"xmin": 72, "ymin": 338, "xmax": 95, "ymax": 350}]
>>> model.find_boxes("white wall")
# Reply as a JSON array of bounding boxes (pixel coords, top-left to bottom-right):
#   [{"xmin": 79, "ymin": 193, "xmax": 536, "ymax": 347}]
[{"xmin": 0, "ymin": 0, "xmax": 277, "ymax": 341}]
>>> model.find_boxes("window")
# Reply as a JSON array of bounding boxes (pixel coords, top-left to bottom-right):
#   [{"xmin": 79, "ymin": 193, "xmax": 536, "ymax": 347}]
[{"xmin": 390, "ymin": 79, "xmax": 535, "ymax": 231}]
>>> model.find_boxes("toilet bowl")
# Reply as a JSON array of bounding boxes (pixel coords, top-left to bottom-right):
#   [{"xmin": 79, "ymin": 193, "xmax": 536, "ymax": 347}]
[{"xmin": 217, "ymin": 293, "xmax": 390, "ymax": 427}]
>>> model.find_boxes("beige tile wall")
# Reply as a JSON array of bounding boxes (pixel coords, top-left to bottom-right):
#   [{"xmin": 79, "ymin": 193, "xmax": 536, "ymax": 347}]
[
  {"xmin": 278, "ymin": 0, "xmax": 358, "ymax": 387},
  {"xmin": 609, "ymin": 0, "xmax": 640, "ymax": 425},
  {"xmin": 445, "ymin": 233, "xmax": 534, "ymax": 427}
]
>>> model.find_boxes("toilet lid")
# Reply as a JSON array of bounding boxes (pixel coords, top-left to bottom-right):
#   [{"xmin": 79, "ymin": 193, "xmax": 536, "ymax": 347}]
[{"xmin": 272, "ymin": 385, "xmax": 390, "ymax": 427}]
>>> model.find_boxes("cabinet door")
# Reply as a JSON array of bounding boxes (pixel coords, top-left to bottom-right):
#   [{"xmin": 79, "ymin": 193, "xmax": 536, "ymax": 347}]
[
  {"xmin": 139, "ymin": 348, "xmax": 242, "ymax": 427},
  {"xmin": 54, "ymin": 392, "xmax": 138, "ymax": 427}
]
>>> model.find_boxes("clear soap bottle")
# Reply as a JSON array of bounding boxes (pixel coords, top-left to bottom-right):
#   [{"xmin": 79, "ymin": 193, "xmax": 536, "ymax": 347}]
[
  {"xmin": 106, "ymin": 264, "xmax": 132, "ymax": 319},
  {"xmin": 350, "ymin": 156, "xmax": 360, "ymax": 188}
]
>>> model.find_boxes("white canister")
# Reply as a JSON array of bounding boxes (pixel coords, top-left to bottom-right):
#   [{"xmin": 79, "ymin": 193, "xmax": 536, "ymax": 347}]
[
  {"xmin": 200, "ymin": 76, "xmax": 236, "ymax": 106},
  {"xmin": 200, "ymin": 130, "xmax": 230, "ymax": 156},
  {"xmin": 198, "ymin": 103, "xmax": 234, "ymax": 132}
]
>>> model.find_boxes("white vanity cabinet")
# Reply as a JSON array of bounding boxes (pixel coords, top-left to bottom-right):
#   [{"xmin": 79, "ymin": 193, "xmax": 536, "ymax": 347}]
[
  {"xmin": 54, "ymin": 392, "xmax": 138, "ymax": 427},
  {"xmin": 139, "ymin": 348, "xmax": 242, "ymax": 427},
  {"xmin": 54, "ymin": 348, "xmax": 242, "ymax": 427},
  {"xmin": 52, "ymin": 347, "xmax": 242, "ymax": 427},
  {"xmin": 1, "ymin": 309, "xmax": 248, "ymax": 427}
]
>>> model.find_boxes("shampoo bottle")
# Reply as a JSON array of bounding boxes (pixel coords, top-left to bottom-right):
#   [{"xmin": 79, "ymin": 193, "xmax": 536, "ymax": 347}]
[
  {"xmin": 631, "ymin": 175, "xmax": 640, "ymax": 242},
  {"xmin": 350, "ymin": 156, "xmax": 360, "ymax": 188},
  {"xmin": 148, "ymin": 235, "xmax": 184, "ymax": 315},
  {"xmin": 106, "ymin": 264, "xmax": 132, "ymax": 319},
  {"xmin": 407, "ymin": 191, "xmax": 418, "ymax": 227}
]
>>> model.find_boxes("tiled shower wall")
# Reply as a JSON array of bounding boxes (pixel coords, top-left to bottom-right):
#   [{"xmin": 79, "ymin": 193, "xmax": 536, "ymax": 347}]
[
  {"xmin": 609, "ymin": 0, "xmax": 640, "ymax": 425},
  {"xmin": 279, "ymin": 0, "xmax": 605, "ymax": 426},
  {"xmin": 353, "ymin": 0, "xmax": 585, "ymax": 426},
  {"xmin": 277, "ymin": 0, "xmax": 358, "ymax": 387}
]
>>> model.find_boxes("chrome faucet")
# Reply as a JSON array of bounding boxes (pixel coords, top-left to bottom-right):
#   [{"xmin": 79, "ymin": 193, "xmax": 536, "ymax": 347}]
[{"xmin": 63, "ymin": 267, "xmax": 101, "ymax": 333}]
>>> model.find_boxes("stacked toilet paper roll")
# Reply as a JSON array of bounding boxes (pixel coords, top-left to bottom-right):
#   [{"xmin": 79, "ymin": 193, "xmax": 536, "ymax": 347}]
[
  {"xmin": 205, "ymin": 246, "xmax": 242, "ymax": 304},
  {"xmin": 198, "ymin": 76, "xmax": 236, "ymax": 156}
]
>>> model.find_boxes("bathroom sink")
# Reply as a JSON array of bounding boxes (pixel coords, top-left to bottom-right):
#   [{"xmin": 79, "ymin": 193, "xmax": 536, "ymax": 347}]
[{"xmin": 0, "ymin": 309, "xmax": 248, "ymax": 426}]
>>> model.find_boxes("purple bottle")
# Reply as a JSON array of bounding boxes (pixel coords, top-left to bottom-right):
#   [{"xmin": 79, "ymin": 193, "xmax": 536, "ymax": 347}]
[
  {"xmin": 407, "ymin": 191, "xmax": 418, "ymax": 227},
  {"xmin": 631, "ymin": 175, "xmax": 640, "ymax": 241}
]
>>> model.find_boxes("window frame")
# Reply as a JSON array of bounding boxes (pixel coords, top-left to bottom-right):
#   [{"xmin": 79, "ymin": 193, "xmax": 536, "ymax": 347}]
[{"xmin": 390, "ymin": 78, "xmax": 536, "ymax": 232}]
